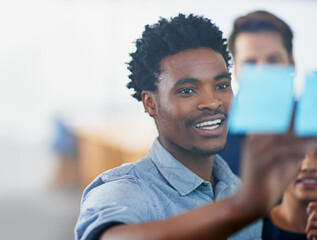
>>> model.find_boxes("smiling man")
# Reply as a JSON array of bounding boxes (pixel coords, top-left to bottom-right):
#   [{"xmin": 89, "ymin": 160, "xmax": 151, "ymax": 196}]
[
  {"xmin": 147, "ymin": 47, "xmax": 232, "ymax": 182},
  {"xmin": 75, "ymin": 14, "xmax": 315, "ymax": 240}
]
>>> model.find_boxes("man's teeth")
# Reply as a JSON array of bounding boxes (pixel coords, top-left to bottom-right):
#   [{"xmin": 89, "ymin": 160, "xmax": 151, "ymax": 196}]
[
  {"xmin": 195, "ymin": 119, "xmax": 222, "ymax": 130},
  {"xmin": 301, "ymin": 179, "xmax": 317, "ymax": 184}
]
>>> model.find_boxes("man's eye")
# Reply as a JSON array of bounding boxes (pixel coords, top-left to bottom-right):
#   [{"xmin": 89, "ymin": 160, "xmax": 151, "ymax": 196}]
[
  {"xmin": 216, "ymin": 83, "xmax": 230, "ymax": 90},
  {"xmin": 245, "ymin": 59, "xmax": 256, "ymax": 64},
  {"xmin": 179, "ymin": 88, "xmax": 194, "ymax": 94}
]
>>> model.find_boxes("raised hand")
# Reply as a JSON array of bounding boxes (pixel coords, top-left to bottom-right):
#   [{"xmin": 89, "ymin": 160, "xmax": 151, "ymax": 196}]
[
  {"xmin": 306, "ymin": 202, "xmax": 317, "ymax": 240},
  {"xmin": 238, "ymin": 133, "xmax": 317, "ymax": 216}
]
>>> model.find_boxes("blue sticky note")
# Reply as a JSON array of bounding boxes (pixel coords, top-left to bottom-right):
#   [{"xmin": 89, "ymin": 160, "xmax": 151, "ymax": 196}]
[
  {"xmin": 229, "ymin": 64, "xmax": 295, "ymax": 134},
  {"xmin": 295, "ymin": 72, "xmax": 317, "ymax": 136}
]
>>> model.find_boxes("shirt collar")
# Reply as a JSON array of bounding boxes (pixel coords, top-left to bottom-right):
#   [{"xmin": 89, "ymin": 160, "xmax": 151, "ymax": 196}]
[
  {"xmin": 149, "ymin": 138, "xmax": 241, "ymax": 197},
  {"xmin": 148, "ymin": 139, "xmax": 204, "ymax": 196},
  {"xmin": 213, "ymin": 154, "xmax": 240, "ymax": 186},
  {"xmin": 212, "ymin": 154, "xmax": 241, "ymax": 198}
]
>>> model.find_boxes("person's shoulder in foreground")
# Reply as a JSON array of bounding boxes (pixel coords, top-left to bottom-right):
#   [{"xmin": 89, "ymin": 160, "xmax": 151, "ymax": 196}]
[{"xmin": 74, "ymin": 13, "xmax": 316, "ymax": 240}]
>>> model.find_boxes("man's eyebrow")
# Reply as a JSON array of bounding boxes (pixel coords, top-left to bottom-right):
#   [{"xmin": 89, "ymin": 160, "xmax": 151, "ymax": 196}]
[
  {"xmin": 267, "ymin": 53, "xmax": 283, "ymax": 60},
  {"xmin": 214, "ymin": 72, "xmax": 232, "ymax": 81},
  {"xmin": 175, "ymin": 72, "xmax": 231, "ymax": 86},
  {"xmin": 174, "ymin": 77, "xmax": 200, "ymax": 86}
]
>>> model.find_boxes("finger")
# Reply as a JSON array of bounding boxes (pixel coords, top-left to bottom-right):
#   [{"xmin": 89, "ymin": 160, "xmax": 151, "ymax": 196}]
[
  {"xmin": 306, "ymin": 212, "xmax": 317, "ymax": 233},
  {"xmin": 309, "ymin": 235, "xmax": 317, "ymax": 240},
  {"xmin": 288, "ymin": 103, "xmax": 296, "ymax": 133},
  {"xmin": 307, "ymin": 202, "xmax": 317, "ymax": 216},
  {"xmin": 307, "ymin": 229, "xmax": 317, "ymax": 240}
]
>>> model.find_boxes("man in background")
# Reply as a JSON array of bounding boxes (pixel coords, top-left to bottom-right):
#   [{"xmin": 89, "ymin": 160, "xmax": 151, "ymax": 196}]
[
  {"xmin": 223, "ymin": 10, "xmax": 317, "ymax": 240},
  {"xmin": 220, "ymin": 10, "xmax": 295, "ymax": 175}
]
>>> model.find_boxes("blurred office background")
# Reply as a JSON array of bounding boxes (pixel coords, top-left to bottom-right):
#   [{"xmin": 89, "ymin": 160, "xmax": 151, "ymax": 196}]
[{"xmin": 1, "ymin": 0, "xmax": 317, "ymax": 239}]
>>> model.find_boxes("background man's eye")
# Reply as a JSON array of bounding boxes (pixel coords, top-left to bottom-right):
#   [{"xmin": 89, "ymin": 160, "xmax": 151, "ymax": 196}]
[{"xmin": 246, "ymin": 59, "xmax": 256, "ymax": 64}]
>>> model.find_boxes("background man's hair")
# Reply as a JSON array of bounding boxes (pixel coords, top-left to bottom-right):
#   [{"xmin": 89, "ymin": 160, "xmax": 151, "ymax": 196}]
[
  {"xmin": 127, "ymin": 13, "xmax": 231, "ymax": 101},
  {"xmin": 228, "ymin": 10, "xmax": 293, "ymax": 57}
]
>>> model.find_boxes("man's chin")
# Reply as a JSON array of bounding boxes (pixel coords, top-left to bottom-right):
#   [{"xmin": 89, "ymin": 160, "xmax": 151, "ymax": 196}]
[{"xmin": 191, "ymin": 145, "xmax": 226, "ymax": 157}]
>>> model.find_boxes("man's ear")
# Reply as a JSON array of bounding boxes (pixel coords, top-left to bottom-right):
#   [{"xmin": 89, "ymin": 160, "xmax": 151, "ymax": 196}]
[{"xmin": 141, "ymin": 90, "xmax": 157, "ymax": 117}]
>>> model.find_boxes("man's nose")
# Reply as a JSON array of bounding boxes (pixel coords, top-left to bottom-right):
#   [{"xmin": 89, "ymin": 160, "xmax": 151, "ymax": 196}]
[{"xmin": 197, "ymin": 91, "xmax": 223, "ymax": 111}]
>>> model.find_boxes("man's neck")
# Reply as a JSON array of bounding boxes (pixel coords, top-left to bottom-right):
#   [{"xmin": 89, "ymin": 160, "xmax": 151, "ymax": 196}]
[
  {"xmin": 158, "ymin": 139, "xmax": 215, "ymax": 184},
  {"xmin": 182, "ymin": 154, "xmax": 215, "ymax": 184}
]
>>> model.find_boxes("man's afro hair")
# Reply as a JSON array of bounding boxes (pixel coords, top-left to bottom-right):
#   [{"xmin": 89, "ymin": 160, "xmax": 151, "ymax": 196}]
[{"xmin": 126, "ymin": 13, "xmax": 231, "ymax": 101}]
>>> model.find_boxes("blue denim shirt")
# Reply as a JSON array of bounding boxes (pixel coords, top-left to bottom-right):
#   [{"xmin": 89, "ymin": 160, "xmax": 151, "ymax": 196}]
[{"xmin": 75, "ymin": 138, "xmax": 262, "ymax": 240}]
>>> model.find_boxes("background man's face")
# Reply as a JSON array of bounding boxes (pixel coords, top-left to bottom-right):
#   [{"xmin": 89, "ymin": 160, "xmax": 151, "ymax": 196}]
[
  {"xmin": 233, "ymin": 31, "xmax": 293, "ymax": 78},
  {"xmin": 153, "ymin": 47, "xmax": 233, "ymax": 157}
]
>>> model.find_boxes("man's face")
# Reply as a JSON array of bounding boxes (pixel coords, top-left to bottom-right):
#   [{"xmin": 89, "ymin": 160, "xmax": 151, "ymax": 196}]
[
  {"xmin": 285, "ymin": 149, "xmax": 317, "ymax": 202},
  {"xmin": 233, "ymin": 31, "xmax": 293, "ymax": 78},
  {"xmin": 146, "ymin": 47, "xmax": 232, "ymax": 158}
]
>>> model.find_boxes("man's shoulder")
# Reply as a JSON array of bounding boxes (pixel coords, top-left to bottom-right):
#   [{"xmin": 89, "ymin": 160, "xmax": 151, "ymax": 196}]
[
  {"xmin": 75, "ymin": 156, "xmax": 162, "ymax": 240},
  {"xmin": 82, "ymin": 156, "xmax": 157, "ymax": 201}
]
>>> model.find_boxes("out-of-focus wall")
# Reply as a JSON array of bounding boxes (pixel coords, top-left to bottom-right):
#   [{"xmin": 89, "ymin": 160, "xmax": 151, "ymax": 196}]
[{"xmin": 1, "ymin": 0, "xmax": 316, "ymax": 144}]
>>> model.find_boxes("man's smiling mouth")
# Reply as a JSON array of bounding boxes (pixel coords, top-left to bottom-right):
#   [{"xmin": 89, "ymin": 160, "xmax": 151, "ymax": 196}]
[{"xmin": 195, "ymin": 119, "xmax": 222, "ymax": 130}]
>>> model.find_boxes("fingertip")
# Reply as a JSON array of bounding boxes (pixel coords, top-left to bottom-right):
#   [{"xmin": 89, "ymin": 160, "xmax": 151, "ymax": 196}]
[{"xmin": 307, "ymin": 207, "xmax": 312, "ymax": 216}]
